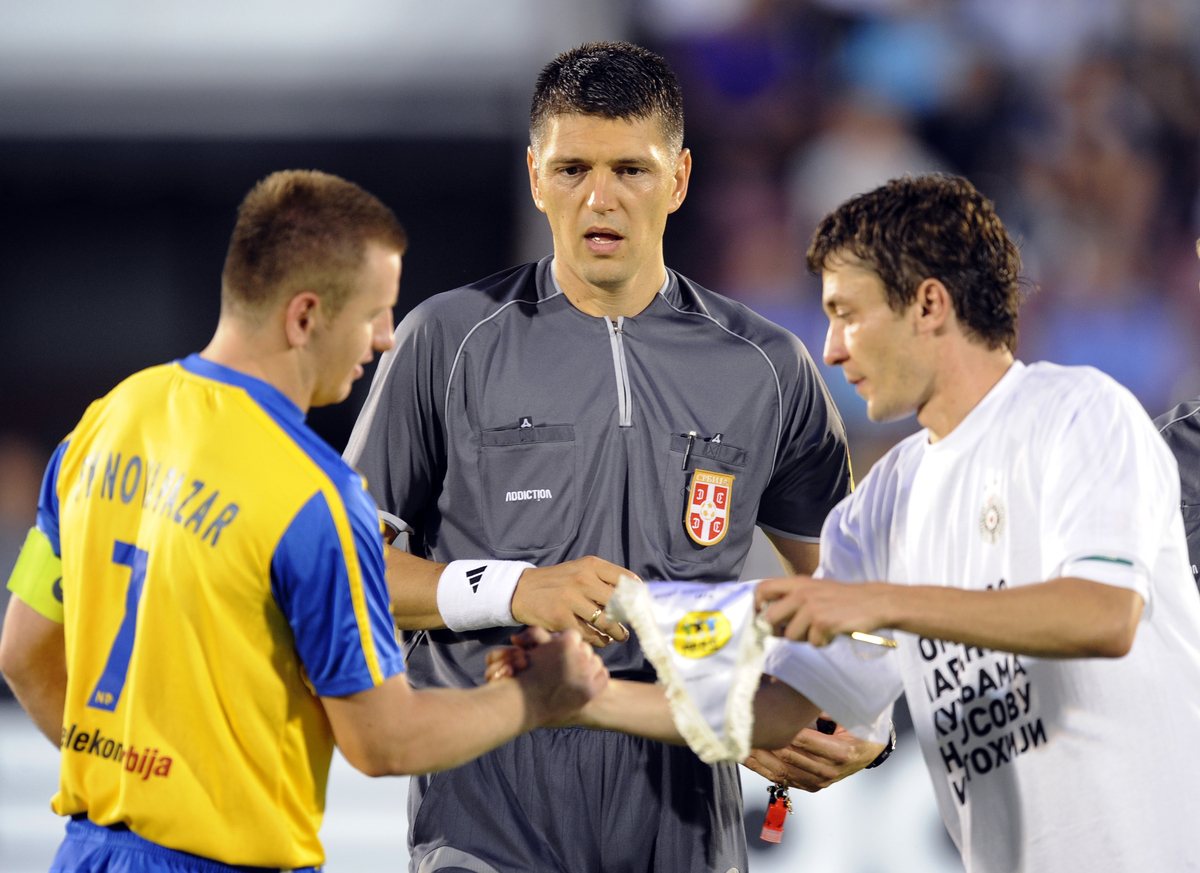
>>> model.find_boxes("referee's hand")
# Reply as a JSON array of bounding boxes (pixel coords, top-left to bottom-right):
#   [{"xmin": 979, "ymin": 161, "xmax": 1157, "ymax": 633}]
[{"xmin": 511, "ymin": 557, "xmax": 632, "ymax": 647}]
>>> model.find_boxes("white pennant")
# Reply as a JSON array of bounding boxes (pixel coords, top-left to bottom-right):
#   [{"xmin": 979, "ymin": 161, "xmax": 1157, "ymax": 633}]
[{"xmin": 606, "ymin": 577, "xmax": 771, "ymax": 763}]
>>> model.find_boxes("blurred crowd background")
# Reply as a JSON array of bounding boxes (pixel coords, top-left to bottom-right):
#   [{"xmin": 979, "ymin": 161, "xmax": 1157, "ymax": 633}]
[
  {"xmin": 650, "ymin": 0, "xmax": 1200, "ymax": 472},
  {"xmin": 2, "ymin": 0, "xmax": 1199, "ymax": 869}
]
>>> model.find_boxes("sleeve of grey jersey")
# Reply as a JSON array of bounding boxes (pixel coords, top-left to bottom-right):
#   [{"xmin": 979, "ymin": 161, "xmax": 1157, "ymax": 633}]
[
  {"xmin": 343, "ymin": 307, "xmax": 447, "ymax": 538},
  {"xmin": 756, "ymin": 338, "xmax": 853, "ymax": 541}
]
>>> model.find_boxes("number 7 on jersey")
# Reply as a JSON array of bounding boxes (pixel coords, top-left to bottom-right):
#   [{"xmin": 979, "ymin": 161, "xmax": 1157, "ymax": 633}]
[{"xmin": 87, "ymin": 541, "xmax": 149, "ymax": 712}]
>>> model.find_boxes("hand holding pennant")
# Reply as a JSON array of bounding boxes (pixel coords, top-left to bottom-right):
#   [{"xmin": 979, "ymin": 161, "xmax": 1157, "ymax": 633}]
[{"xmin": 605, "ymin": 577, "xmax": 772, "ymax": 763}]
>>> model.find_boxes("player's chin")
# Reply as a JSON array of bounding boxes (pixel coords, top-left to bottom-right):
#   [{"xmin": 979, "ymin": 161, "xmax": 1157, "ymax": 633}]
[
  {"xmin": 864, "ymin": 397, "xmax": 906, "ymax": 423},
  {"xmin": 312, "ymin": 381, "xmax": 355, "ymax": 409}
]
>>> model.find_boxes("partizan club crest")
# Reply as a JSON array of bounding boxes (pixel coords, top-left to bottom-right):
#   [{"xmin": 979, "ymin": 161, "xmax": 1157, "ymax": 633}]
[
  {"xmin": 685, "ymin": 470, "xmax": 734, "ymax": 546},
  {"xmin": 979, "ymin": 492, "xmax": 1006, "ymax": 544}
]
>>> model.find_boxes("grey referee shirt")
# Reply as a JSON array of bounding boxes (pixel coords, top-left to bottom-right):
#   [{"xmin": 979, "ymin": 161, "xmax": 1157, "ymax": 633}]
[
  {"xmin": 1156, "ymin": 399, "xmax": 1200, "ymax": 590},
  {"xmin": 345, "ymin": 257, "xmax": 852, "ymax": 687}
]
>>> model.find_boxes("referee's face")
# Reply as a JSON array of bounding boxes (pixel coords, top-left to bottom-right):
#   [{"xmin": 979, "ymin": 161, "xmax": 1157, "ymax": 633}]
[
  {"xmin": 529, "ymin": 113, "xmax": 690, "ymax": 297},
  {"xmin": 821, "ymin": 257, "xmax": 931, "ymax": 422}
]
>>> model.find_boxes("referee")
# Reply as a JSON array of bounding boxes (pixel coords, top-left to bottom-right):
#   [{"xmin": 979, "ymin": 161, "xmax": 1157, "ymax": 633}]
[
  {"xmin": 346, "ymin": 43, "xmax": 883, "ymax": 873},
  {"xmin": 1155, "ymin": 238, "xmax": 1200, "ymax": 592}
]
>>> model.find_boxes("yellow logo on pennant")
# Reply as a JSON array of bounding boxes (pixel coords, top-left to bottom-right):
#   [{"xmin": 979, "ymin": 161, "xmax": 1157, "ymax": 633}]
[
  {"xmin": 685, "ymin": 469, "xmax": 734, "ymax": 546},
  {"xmin": 674, "ymin": 611, "xmax": 733, "ymax": 658}
]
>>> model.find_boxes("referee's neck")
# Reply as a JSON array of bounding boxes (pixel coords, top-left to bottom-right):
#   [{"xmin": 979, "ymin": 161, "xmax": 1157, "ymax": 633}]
[{"xmin": 551, "ymin": 258, "xmax": 666, "ymax": 321}]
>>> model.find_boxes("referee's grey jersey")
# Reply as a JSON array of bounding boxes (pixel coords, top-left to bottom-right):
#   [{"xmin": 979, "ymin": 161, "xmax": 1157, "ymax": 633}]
[
  {"xmin": 346, "ymin": 257, "xmax": 852, "ymax": 687},
  {"xmin": 1156, "ymin": 399, "xmax": 1200, "ymax": 590}
]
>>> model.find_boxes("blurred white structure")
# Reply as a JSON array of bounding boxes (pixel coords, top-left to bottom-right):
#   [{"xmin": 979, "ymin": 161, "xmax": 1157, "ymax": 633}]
[
  {"xmin": 0, "ymin": 0, "xmax": 631, "ymax": 136},
  {"xmin": 787, "ymin": 98, "xmax": 947, "ymax": 237}
]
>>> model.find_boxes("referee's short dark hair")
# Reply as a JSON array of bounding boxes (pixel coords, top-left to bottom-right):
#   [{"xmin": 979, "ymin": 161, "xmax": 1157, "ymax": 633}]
[
  {"xmin": 222, "ymin": 169, "xmax": 406, "ymax": 323},
  {"xmin": 530, "ymin": 42, "xmax": 684, "ymax": 154},
  {"xmin": 807, "ymin": 174, "xmax": 1023, "ymax": 353}
]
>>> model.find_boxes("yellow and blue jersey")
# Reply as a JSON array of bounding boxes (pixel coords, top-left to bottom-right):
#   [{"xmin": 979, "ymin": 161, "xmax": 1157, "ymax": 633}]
[{"xmin": 36, "ymin": 354, "xmax": 404, "ymax": 869}]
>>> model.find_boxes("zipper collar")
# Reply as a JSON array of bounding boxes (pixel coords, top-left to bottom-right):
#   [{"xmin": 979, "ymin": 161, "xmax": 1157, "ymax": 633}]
[
  {"xmin": 605, "ymin": 317, "xmax": 633, "ymax": 428},
  {"xmin": 545, "ymin": 257, "xmax": 671, "ymax": 318}
]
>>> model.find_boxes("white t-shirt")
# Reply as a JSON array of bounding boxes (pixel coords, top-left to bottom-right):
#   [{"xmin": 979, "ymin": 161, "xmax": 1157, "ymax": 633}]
[{"xmin": 766, "ymin": 361, "xmax": 1200, "ymax": 872}]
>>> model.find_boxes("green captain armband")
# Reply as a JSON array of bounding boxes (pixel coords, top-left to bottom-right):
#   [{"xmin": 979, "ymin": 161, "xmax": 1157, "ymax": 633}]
[{"xmin": 6, "ymin": 527, "xmax": 64, "ymax": 624}]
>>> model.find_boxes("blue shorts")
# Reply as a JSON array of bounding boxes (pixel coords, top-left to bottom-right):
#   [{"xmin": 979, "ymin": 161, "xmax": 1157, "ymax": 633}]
[{"xmin": 51, "ymin": 818, "xmax": 322, "ymax": 873}]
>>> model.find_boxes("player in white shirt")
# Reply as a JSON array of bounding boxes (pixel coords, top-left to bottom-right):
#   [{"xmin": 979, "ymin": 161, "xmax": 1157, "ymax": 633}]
[
  {"xmin": 494, "ymin": 174, "xmax": 1200, "ymax": 873},
  {"xmin": 757, "ymin": 174, "xmax": 1200, "ymax": 872}
]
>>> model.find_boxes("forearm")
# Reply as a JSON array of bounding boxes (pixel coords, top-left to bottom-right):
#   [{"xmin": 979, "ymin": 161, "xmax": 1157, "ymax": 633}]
[
  {"xmin": 765, "ymin": 532, "xmax": 820, "ymax": 576},
  {"xmin": 882, "ymin": 577, "xmax": 1143, "ymax": 658},
  {"xmin": 576, "ymin": 679, "xmax": 683, "ymax": 744},
  {"xmin": 384, "ymin": 545, "xmax": 446, "ymax": 630},
  {"xmin": 13, "ymin": 671, "xmax": 67, "ymax": 747},
  {"xmin": 0, "ymin": 597, "xmax": 67, "ymax": 746},
  {"xmin": 751, "ymin": 678, "xmax": 821, "ymax": 750},
  {"xmin": 388, "ymin": 551, "xmax": 631, "ymax": 647},
  {"xmin": 575, "ymin": 678, "xmax": 821, "ymax": 752},
  {"xmin": 325, "ymin": 676, "xmax": 533, "ymax": 776}
]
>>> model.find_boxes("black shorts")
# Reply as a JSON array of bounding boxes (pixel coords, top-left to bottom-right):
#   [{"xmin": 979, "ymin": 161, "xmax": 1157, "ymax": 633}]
[{"xmin": 407, "ymin": 726, "xmax": 746, "ymax": 873}]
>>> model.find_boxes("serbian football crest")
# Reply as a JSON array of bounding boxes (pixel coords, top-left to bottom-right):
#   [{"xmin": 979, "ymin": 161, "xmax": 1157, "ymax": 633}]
[{"xmin": 685, "ymin": 470, "xmax": 735, "ymax": 546}]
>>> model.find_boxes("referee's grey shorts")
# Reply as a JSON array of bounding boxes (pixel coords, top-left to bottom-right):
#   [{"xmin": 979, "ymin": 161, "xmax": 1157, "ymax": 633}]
[{"xmin": 407, "ymin": 726, "xmax": 747, "ymax": 873}]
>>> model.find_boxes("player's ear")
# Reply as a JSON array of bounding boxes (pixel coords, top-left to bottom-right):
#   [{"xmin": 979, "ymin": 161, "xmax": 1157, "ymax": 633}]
[
  {"xmin": 527, "ymin": 147, "xmax": 546, "ymax": 214},
  {"xmin": 667, "ymin": 148, "xmax": 692, "ymax": 214},
  {"xmin": 283, "ymin": 291, "xmax": 321, "ymax": 349},
  {"xmin": 913, "ymin": 278, "xmax": 952, "ymax": 336}
]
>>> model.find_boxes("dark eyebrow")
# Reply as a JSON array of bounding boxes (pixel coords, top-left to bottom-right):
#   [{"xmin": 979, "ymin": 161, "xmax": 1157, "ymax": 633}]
[{"xmin": 545, "ymin": 155, "xmax": 653, "ymax": 167}]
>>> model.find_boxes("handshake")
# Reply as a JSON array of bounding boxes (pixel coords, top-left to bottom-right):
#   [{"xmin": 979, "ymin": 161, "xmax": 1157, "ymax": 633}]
[{"xmin": 500, "ymin": 627, "xmax": 611, "ymax": 730}]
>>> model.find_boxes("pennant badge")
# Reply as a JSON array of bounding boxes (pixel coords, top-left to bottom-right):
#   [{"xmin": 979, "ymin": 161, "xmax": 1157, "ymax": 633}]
[
  {"xmin": 685, "ymin": 470, "xmax": 734, "ymax": 546},
  {"xmin": 674, "ymin": 611, "xmax": 732, "ymax": 658}
]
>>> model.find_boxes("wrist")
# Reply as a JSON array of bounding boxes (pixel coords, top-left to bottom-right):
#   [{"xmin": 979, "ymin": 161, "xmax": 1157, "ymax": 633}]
[
  {"xmin": 436, "ymin": 560, "xmax": 534, "ymax": 632},
  {"xmin": 480, "ymin": 674, "xmax": 545, "ymax": 736},
  {"xmin": 510, "ymin": 674, "xmax": 545, "ymax": 733},
  {"xmin": 864, "ymin": 722, "xmax": 897, "ymax": 769},
  {"xmin": 571, "ymin": 688, "xmax": 612, "ymax": 731},
  {"xmin": 513, "ymin": 670, "xmax": 574, "ymax": 731},
  {"xmin": 868, "ymin": 582, "xmax": 903, "ymax": 634}
]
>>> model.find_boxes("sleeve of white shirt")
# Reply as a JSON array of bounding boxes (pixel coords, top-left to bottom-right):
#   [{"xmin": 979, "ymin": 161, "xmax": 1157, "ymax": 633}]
[
  {"xmin": 763, "ymin": 456, "xmax": 905, "ymax": 742},
  {"xmin": 1039, "ymin": 373, "xmax": 1178, "ymax": 617}
]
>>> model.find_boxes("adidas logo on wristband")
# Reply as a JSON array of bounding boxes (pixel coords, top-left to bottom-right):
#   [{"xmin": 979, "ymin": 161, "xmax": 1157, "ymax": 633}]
[{"xmin": 437, "ymin": 559, "xmax": 535, "ymax": 632}]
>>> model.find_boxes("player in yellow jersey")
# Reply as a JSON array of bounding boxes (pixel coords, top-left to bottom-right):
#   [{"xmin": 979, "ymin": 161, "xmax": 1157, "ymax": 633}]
[{"xmin": 0, "ymin": 169, "xmax": 607, "ymax": 873}]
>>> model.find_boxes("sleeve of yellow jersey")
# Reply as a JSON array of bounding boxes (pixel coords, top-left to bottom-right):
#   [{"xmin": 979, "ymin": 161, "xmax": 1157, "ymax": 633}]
[{"xmin": 6, "ymin": 527, "xmax": 64, "ymax": 624}]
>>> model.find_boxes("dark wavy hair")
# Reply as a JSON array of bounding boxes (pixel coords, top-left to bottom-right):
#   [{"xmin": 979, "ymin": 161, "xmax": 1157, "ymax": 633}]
[
  {"xmin": 806, "ymin": 174, "xmax": 1023, "ymax": 352},
  {"xmin": 530, "ymin": 42, "xmax": 684, "ymax": 154}
]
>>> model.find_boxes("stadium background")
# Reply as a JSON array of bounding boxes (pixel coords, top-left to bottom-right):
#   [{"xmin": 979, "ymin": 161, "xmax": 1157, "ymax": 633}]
[{"xmin": 2, "ymin": 1, "xmax": 1198, "ymax": 870}]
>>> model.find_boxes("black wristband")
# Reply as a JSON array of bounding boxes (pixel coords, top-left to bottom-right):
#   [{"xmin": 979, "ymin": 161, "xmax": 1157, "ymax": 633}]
[{"xmin": 865, "ymin": 721, "xmax": 897, "ymax": 769}]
